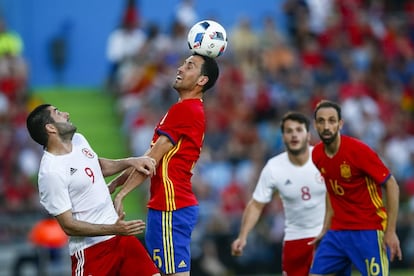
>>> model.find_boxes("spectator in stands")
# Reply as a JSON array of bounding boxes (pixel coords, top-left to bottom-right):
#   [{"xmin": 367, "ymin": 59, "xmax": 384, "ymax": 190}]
[
  {"xmin": 106, "ymin": 0, "xmax": 146, "ymax": 93},
  {"xmin": 0, "ymin": 17, "xmax": 27, "ymax": 103},
  {"xmin": 174, "ymin": 0, "xmax": 198, "ymax": 29}
]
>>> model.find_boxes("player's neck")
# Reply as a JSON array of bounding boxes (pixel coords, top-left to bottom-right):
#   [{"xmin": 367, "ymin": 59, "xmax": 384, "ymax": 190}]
[
  {"xmin": 324, "ymin": 135, "xmax": 341, "ymax": 158},
  {"xmin": 178, "ymin": 88, "xmax": 203, "ymax": 101},
  {"xmin": 46, "ymin": 138, "xmax": 73, "ymax": 155},
  {"xmin": 288, "ymin": 148, "xmax": 309, "ymax": 166}
]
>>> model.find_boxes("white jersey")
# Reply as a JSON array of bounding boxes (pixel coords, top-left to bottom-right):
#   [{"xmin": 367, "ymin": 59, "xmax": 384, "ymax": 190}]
[
  {"xmin": 252, "ymin": 147, "xmax": 325, "ymax": 241},
  {"xmin": 38, "ymin": 133, "xmax": 118, "ymax": 255}
]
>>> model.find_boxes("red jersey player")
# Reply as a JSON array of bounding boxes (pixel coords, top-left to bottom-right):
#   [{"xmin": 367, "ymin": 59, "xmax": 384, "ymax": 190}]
[
  {"xmin": 309, "ymin": 100, "xmax": 402, "ymax": 276},
  {"xmin": 109, "ymin": 53, "xmax": 219, "ymax": 276}
]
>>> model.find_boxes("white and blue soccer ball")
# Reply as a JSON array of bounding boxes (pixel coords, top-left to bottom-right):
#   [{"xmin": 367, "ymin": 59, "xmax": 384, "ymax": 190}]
[{"xmin": 187, "ymin": 20, "xmax": 228, "ymax": 58}]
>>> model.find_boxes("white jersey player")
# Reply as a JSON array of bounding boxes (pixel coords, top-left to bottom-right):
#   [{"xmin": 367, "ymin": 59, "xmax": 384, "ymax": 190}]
[
  {"xmin": 26, "ymin": 104, "xmax": 160, "ymax": 276},
  {"xmin": 231, "ymin": 112, "xmax": 325, "ymax": 276},
  {"xmin": 38, "ymin": 132, "xmax": 122, "ymax": 254},
  {"xmin": 253, "ymin": 147, "xmax": 325, "ymax": 241}
]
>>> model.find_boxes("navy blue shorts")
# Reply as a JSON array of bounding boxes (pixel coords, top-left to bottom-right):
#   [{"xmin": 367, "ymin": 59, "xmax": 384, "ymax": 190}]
[
  {"xmin": 145, "ymin": 206, "xmax": 199, "ymax": 274},
  {"xmin": 310, "ymin": 230, "xmax": 389, "ymax": 276}
]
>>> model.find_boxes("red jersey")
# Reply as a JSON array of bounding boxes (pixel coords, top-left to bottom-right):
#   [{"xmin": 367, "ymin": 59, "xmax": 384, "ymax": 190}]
[
  {"xmin": 312, "ymin": 135, "xmax": 391, "ymax": 231},
  {"xmin": 148, "ymin": 99, "xmax": 203, "ymax": 211}
]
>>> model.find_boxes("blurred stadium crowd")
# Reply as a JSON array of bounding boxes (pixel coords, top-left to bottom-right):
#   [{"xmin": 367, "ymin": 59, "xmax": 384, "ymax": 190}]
[
  {"xmin": 2, "ymin": 0, "xmax": 414, "ymax": 274},
  {"xmin": 0, "ymin": 15, "xmax": 43, "ymax": 224}
]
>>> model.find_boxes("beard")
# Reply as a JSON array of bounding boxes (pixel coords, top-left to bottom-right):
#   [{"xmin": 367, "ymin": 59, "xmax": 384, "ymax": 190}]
[
  {"xmin": 319, "ymin": 131, "xmax": 338, "ymax": 145},
  {"xmin": 54, "ymin": 122, "xmax": 77, "ymax": 141}
]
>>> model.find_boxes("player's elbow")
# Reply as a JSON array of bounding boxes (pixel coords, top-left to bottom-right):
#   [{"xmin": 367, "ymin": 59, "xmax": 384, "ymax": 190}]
[{"xmin": 58, "ymin": 222, "xmax": 79, "ymax": 236}]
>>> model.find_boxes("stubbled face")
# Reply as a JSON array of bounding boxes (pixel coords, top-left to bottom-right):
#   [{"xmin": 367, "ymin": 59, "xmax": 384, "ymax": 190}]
[
  {"xmin": 48, "ymin": 106, "xmax": 77, "ymax": 137},
  {"xmin": 282, "ymin": 119, "xmax": 310, "ymax": 155},
  {"xmin": 173, "ymin": 55, "xmax": 205, "ymax": 93},
  {"xmin": 314, "ymin": 107, "xmax": 342, "ymax": 145}
]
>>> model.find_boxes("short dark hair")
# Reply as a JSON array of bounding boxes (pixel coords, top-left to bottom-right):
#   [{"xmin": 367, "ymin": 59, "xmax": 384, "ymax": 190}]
[
  {"xmin": 313, "ymin": 100, "xmax": 342, "ymax": 120},
  {"xmin": 194, "ymin": 53, "xmax": 219, "ymax": 92},
  {"xmin": 280, "ymin": 111, "xmax": 310, "ymax": 133},
  {"xmin": 26, "ymin": 104, "xmax": 53, "ymax": 147}
]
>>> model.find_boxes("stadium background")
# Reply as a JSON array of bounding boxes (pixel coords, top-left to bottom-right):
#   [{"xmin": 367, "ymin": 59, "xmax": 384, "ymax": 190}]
[
  {"xmin": 0, "ymin": 0, "xmax": 414, "ymax": 275},
  {"xmin": 1, "ymin": 0, "xmax": 286, "ymax": 87}
]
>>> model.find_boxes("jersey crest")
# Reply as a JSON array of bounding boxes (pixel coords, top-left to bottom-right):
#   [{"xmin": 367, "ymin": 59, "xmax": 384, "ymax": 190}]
[
  {"xmin": 340, "ymin": 163, "xmax": 351, "ymax": 179},
  {"xmin": 82, "ymin": 148, "xmax": 94, "ymax": 159}
]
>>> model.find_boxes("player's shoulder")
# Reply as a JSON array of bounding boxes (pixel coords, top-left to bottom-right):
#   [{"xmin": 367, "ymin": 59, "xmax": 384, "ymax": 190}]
[
  {"xmin": 341, "ymin": 135, "xmax": 372, "ymax": 151},
  {"xmin": 265, "ymin": 151, "xmax": 290, "ymax": 170},
  {"xmin": 72, "ymin": 132, "xmax": 85, "ymax": 141},
  {"xmin": 39, "ymin": 151, "xmax": 66, "ymax": 175},
  {"xmin": 72, "ymin": 133, "xmax": 91, "ymax": 147},
  {"xmin": 268, "ymin": 151, "xmax": 288, "ymax": 162},
  {"xmin": 311, "ymin": 142, "xmax": 323, "ymax": 155}
]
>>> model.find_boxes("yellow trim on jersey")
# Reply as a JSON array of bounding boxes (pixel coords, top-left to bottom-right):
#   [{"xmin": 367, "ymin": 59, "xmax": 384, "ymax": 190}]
[
  {"xmin": 377, "ymin": 230, "xmax": 389, "ymax": 276},
  {"xmin": 162, "ymin": 211, "xmax": 175, "ymax": 274},
  {"xmin": 161, "ymin": 139, "xmax": 182, "ymax": 211},
  {"xmin": 366, "ymin": 177, "xmax": 382, "ymax": 207},
  {"xmin": 366, "ymin": 177, "xmax": 387, "ymax": 230}
]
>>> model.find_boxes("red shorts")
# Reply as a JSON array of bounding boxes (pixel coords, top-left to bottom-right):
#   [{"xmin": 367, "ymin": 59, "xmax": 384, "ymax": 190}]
[
  {"xmin": 282, "ymin": 237, "xmax": 315, "ymax": 276},
  {"xmin": 71, "ymin": 236, "xmax": 159, "ymax": 276}
]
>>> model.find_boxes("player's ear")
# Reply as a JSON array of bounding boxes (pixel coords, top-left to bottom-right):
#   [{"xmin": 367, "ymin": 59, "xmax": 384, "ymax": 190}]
[
  {"xmin": 45, "ymin": 123, "xmax": 57, "ymax": 134},
  {"xmin": 198, "ymin": 75, "xmax": 208, "ymax": 86},
  {"xmin": 339, "ymin": 119, "xmax": 344, "ymax": 130}
]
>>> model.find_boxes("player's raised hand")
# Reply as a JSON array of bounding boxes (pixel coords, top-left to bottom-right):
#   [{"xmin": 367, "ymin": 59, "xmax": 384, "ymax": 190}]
[{"xmin": 131, "ymin": 156, "xmax": 157, "ymax": 176}]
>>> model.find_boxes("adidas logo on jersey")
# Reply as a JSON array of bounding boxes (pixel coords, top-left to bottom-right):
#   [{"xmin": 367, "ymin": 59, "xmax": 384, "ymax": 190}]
[
  {"xmin": 284, "ymin": 179, "xmax": 292, "ymax": 185},
  {"xmin": 178, "ymin": 260, "xmax": 187, "ymax": 268},
  {"xmin": 70, "ymin": 168, "xmax": 77, "ymax": 175}
]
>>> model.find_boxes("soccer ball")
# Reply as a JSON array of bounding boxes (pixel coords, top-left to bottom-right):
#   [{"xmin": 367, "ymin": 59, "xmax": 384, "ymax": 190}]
[{"xmin": 187, "ymin": 20, "xmax": 228, "ymax": 58}]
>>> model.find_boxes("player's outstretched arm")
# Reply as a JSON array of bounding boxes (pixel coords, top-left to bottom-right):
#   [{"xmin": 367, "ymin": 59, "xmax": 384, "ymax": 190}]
[
  {"xmin": 102, "ymin": 156, "xmax": 156, "ymax": 194},
  {"xmin": 309, "ymin": 193, "xmax": 332, "ymax": 245},
  {"xmin": 107, "ymin": 167, "xmax": 134, "ymax": 194},
  {"xmin": 113, "ymin": 169, "xmax": 148, "ymax": 215},
  {"xmin": 231, "ymin": 199, "xmax": 265, "ymax": 256},
  {"xmin": 113, "ymin": 135, "xmax": 173, "ymax": 215},
  {"xmin": 55, "ymin": 210, "xmax": 146, "ymax": 236},
  {"xmin": 383, "ymin": 175, "xmax": 403, "ymax": 262},
  {"xmin": 99, "ymin": 156, "xmax": 156, "ymax": 178}
]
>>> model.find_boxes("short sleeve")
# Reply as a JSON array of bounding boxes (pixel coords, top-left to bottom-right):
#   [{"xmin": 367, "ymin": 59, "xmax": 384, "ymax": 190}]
[
  {"xmin": 38, "ymin": 171, "xmax": 72, "ymax": 216},
  {"xmin": 252, "ymin": 163, "xmax": 275, "ymax": 204}
]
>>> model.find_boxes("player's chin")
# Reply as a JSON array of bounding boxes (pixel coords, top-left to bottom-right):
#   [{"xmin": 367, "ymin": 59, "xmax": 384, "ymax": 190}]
[
  {"xmin": 288, "ymin": 141, "xmax": 300, "ymax": 148},
  {"xmin": 321, "ymin": 136, "xmax": 335, "ymax": 144},
  {"xmin": 172, "ymin": 82, "xmax": 181, "ymax": 89},
  {"xmin": 287, "ymin": 143, "xmax": 301, "ymax": 151}
]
